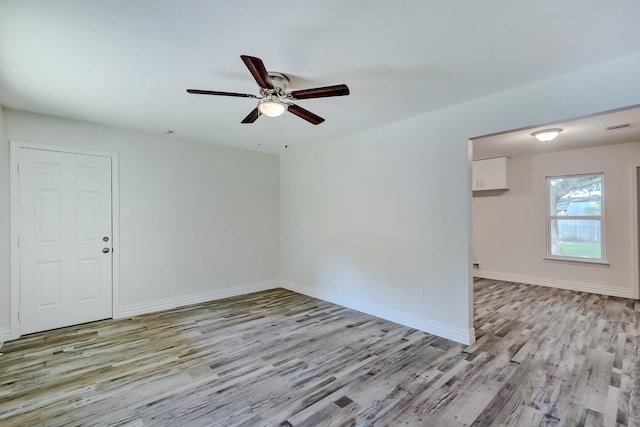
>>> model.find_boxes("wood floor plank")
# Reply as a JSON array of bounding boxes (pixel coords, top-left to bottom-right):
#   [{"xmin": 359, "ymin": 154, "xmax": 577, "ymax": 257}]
[{"xmin": 1, "ymin": 281, "xmax": 640, "ymax": 426}]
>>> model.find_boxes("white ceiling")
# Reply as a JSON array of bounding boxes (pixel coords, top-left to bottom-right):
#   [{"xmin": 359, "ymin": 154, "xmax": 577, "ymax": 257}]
[
  {"xmin": 1, "ymin": 1, "xmax": 640, "ymax": 153},
  {"xmin": 472, "ymin": 105, "xmax": 640, "ymax": 160}
]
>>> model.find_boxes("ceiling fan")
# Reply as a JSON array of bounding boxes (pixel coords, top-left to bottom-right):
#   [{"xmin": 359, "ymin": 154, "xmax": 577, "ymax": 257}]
[{"xmin": 187, "ymin": 55, "xmax": 350, "ymax": 125}]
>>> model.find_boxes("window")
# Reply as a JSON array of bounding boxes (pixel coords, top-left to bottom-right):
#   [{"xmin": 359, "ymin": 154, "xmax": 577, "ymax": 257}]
[{"xmin": 546, "ymin": 174, "xmax": 603, "ymax": 261}]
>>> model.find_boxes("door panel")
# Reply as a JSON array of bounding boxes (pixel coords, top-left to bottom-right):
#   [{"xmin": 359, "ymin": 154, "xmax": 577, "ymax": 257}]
[
  {"xmin": 77, "ymin": 258, "xmax": 101, "ymax": 302},
  {"xmin": 77, "ymin": 191, "xmax": 101, "ymax": 242},
  {"xmin": 35, "ymin": 261, "xmax": 62, "ymax": 309},
  {"xmin": 18, "ymin": 148, "xmax": 113, "ymax": 335},
  {"xmin": 35, "ymin": 189, "xmax": 62, "ymax": 244}
]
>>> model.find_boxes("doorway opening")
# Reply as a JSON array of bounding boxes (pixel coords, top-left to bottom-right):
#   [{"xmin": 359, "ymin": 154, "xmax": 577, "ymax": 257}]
[{"xmin": 469, "ymin": 105, "xmax": 640, "ymax": 314}]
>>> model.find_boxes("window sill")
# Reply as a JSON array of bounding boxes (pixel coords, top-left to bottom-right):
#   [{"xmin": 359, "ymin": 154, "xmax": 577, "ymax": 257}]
[{"xmin": 543, "ymin": 257, "xmax": 609, "ymax": 267}]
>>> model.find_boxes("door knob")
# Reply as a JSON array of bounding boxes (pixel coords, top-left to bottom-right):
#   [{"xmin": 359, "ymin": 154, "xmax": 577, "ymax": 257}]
[{"xmin": 102, "ymin": 247, "xmax": 110, "ymax": 253}]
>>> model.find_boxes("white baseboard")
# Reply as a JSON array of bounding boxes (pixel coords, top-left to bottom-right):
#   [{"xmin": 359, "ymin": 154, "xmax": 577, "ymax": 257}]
[
  {"xmin": 0, "ymin": 327, "xmax": 11, "ymax": 350},
  {"xmin": 475, "ymin": 270, "xmax": 635, "ymax": 299},
  {"xmin": 117, "ymin": 280, "xmax": 280, "ymax": 318},
  {"xmin": 4, "ymin": 281, "xmax": 476, "ymax": 346},
  {"xmin": 280, "ymin": 280, "xmax": 475, "ymax": 345}
]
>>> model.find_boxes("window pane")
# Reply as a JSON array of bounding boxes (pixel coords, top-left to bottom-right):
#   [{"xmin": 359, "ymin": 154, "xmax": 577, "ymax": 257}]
[
  {"xmin": 550, "ymin": 219, "xmax": 602, "ymax": 258},
  {"xmin": 549, "ymin": 175, "xmax": 602, "ymax": 215}
]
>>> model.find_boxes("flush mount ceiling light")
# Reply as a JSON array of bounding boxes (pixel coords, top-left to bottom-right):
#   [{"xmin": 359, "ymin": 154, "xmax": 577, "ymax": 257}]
[
  {"xmin": 531, "ymin": 128, "xmax": 563, "ymax": 142},
  {"xmin": 258, "ymin": 98, "xmax": 287, "ymax": 117}
]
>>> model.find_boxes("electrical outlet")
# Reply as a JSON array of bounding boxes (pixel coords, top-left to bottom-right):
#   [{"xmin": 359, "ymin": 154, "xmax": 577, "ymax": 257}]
[
  {"xmin": 133, "ymin": 284, "xmax": 141, "ymax": 295},
  {"xmin": 416, "ymin": 289, "xmax": 423, "ymax": 302}
]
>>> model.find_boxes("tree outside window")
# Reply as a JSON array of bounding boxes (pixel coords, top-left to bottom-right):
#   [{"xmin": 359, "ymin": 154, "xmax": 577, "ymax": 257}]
[{"xmin": 547, "ymin": 174, "xmax": 603, "ymax": 260}]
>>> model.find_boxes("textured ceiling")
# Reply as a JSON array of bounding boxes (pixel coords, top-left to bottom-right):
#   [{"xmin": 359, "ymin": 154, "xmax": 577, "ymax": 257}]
[{"xmin": 1, "ymin": 1, "xmax": 640, "ymax": 153}]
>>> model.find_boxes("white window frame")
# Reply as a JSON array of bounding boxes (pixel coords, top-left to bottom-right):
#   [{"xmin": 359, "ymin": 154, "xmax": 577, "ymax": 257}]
[{"xmin": 545, "ymin": 173, "xmax": 607, "ymax": 265}]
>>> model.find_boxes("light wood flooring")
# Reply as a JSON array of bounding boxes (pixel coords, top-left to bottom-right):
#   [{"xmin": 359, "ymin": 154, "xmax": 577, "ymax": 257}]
[{"xmin": 1, "ymin": 280, "xmax": 639, "ymax": 426}]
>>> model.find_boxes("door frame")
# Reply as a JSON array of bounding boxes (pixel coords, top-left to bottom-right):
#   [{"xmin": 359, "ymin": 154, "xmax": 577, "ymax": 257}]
[
  {"xmin": 9, "ymin": 140, "xmax": 120, "ymax": 339},
  {"xmin": 633, "ymin": 163, "xmax": 640, "ymax": 300}
]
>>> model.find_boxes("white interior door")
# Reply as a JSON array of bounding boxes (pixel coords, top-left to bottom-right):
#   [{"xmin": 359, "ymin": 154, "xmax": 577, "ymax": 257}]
[{"xmin": 17, "ymin": 147, "xmax": 113, "ymax": 335}]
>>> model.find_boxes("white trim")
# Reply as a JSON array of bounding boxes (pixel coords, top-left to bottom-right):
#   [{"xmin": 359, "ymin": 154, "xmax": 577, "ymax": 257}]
[
  {"xmin": 542, "ymin": 257, "xmax": 609, "ymax": 267},
  {"xmin": 9, "ymin": 143, "xmax": 19, "ymax": 340},
  {"xmin": 474, "ymin": 269, "xmax": 634, "ymax": 299},
  {"xmin": 0, "ymin": 327, "xmax": 10, "ymax": 349},
  {"xmin": 467, "ymin": 140, "xmax": 476, "ymax": 343},
  {"xmin": 632, "ymin": 164, "xmax": 640, "ymax": 299},
  {"xmin": 111, "ymin": 153, "xmax": 121, "ymax": 317},
  {"xmin": 9, "ymin": 141, "xmax": 117, "ymax": 158},
  {"xmin": 280, "ymin": 280, "xmax": 475, "ymax": 345},
  {"xmin": 117, "ymin": 281, "xmax": 280, "ymax": 318},
  {"xmin": 9, "ymin": 140, "xmax": 120, "ymax": 340}
]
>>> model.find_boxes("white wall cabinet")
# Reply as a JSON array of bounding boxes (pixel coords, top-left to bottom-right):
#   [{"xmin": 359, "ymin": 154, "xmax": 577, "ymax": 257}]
[{"xmin": 472, "ymin": 157, "xmax": 509, "ymax": 191}]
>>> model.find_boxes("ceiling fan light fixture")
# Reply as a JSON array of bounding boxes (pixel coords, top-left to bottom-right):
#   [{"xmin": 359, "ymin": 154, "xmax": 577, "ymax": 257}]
[
  {"xmin": 187, "ymin": 55, "xmax": 349, "ymax": 124},
  {"xmin": 258, "ymin": 99, "xmax": 286, "ymax": 117},
  {"xmin": 531, "ymin": 128, "xmax": 563, "ymax": 142}
]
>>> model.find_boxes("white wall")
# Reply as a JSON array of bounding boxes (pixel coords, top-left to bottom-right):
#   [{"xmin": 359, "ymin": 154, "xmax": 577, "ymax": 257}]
[
  {"xmin": 0, "ymin": 109, "xmax": 280, "ymax": 333},
  {"xmin": 280, "ymin": 52, "xmax": 640, "ymax": 345},
  {"xmin": 473, "ymin": 141, "xmax": 640, "ymax": 298}
]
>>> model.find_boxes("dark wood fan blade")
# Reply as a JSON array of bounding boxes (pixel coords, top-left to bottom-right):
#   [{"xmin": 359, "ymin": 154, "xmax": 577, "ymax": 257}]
[
  {"xmin": 290, "ymin": 84, "xmax": 349, "ymax": 99},
  {"xmin": 186, "ymin": 89, "xmax": 257, "ymax": 98},
  {"xmin": 288, "ymin": 104, "xmax": 325, "ymax": 125},
  {"xmin": 240, "ymin": 55, "xmax": 274, "ymax": 90},
  {"xmin": 241, "ymin": 108, "xmax": 260, "ymax": 124}
]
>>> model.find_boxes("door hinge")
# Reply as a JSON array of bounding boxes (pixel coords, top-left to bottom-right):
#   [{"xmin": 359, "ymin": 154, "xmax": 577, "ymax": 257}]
[
  {"xmin": 17, "ymin": 236, "xmax": 20, "ymax": 247},
  {"xmin": 16, "ymin": 162, "xmax": 20, "ymax": 174},
  {"xmin": 17, "ymin": 310, "xmax": 21, "ymax": 321}
]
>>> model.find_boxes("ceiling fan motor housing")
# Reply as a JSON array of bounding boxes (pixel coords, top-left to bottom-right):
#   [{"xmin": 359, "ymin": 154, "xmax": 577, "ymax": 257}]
[{"xmin": 262, "ymin": 72, "xmax": 290, "ymax": 98}]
